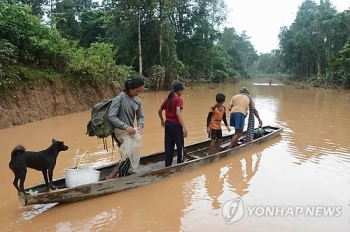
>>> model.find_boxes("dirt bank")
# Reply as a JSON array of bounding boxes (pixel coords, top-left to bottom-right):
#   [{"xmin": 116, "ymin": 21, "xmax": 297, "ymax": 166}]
[{"xmin": 0, "ymin": 79, "xmax": 121, "ymax": 129}]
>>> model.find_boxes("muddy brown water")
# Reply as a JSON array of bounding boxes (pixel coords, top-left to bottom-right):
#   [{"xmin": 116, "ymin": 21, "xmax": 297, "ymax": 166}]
[{"xmin": 1, "ymin": 80, "xmax": 349, "ymax": 231}]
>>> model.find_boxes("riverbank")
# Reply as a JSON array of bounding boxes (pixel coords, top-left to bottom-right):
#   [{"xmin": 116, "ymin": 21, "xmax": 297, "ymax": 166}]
[
  {"xmin": 1, "ymin": 73, "xmax": 345, "ymax": 130},
  {"xmin": 255, "ymin": 74, "xmax": 348, "ymax": 89},
  {"xmin": 0, "ymin": 78, "xmax": 121, "ymax": 129}
]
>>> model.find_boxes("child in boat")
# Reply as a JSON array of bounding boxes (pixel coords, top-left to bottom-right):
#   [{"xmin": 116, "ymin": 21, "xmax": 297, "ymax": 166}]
[
  {"xmin": 207, "ymin": 93, "xmax": 230, "ymax": 155},
  {"xmin": 158, "ymin": 82, "xmax": 187, "ymax": 167}
]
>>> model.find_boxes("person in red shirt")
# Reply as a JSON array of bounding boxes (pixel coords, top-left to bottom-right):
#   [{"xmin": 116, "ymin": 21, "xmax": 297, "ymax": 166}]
[
  {"xmin": 158, "ymin": 82, "xmax": 187, "ymax": 167},
  {"xmin": 207, "ymin": 93, "xmax": 231, "ymax": 155}
]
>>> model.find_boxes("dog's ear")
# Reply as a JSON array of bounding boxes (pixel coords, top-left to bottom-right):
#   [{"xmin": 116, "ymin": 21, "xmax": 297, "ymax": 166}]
[{"xmin": 52, "ymin": 139, "xmax": 56, "ymax": 143}]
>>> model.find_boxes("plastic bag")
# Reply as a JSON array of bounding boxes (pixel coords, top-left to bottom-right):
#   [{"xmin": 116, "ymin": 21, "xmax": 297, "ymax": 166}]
[{"xmin": 117, "ymin": 128, "xmax": 142, "ymax": 168}]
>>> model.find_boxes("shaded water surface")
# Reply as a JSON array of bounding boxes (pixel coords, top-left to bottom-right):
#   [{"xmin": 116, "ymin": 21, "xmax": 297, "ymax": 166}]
[{"xmin": 0, "ymin": 80, "xmax": 349, "ymax": 231}]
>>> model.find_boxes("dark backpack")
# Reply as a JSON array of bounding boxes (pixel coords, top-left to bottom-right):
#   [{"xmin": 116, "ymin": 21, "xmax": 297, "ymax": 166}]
[{"xmin": 86, "ymin": 99, "xmax": 115, "ymax": 139}]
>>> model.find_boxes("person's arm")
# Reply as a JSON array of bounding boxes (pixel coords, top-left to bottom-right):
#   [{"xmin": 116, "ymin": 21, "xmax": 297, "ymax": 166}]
[
  {"xmin": 158, "ymin": 99, "xmax": 166, "ymax": 127},
  {"xmin": 206, "ymin": 112, "xmax": 213, "ymax": 134},
  {"xmin": 222, "ymin": 112, "xmax": 228, "ymax": 126},
  {"xmin": 176, "ymin": 106, "xmax": 187, "ymax": 137},
  {"xmin": 253, "ymin": 109, "xmax": 262, "ymax": 127},
  {"xmin": 108, "ymin": 95, "xmax": 128, "ymax": 130},
  {"xmin": 158, "ymin": 108, "xmax": 165, "ymax": 127},
  {"xmin": 206, "ymin": 112, "xmax": 213, "ymax": 128},
  {"xmin": 222, "ymin": 112, "xmax": 231, "ymax": 132},
  {"xmin": 252, "ymin": 100, "xmax": 262, "ymax": 127},
  {"xmin": 136, "ymin": 100, "xmax": 144, "ymax": 132},
  {"xmin": 228, "ymin": 97, "xmax": 234, "ymax": 111}
]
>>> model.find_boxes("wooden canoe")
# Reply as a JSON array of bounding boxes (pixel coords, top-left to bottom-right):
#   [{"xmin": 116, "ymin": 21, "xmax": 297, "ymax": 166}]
[{"xmin": 18, "ymin": 125, "xmax": 283, "ymax": 206}]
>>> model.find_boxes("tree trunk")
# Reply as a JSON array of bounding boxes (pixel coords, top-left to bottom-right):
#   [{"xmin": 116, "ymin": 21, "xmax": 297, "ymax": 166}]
[
  {"xmin": 50, "ymin": 0, "xmax": 54, "ymax": 28},
  {"xmin": 317, "ymin": 61, "xmax": 321, "ymax": 76},
  {"xmin": 138, "ymin": 4, "xmax": 142, "ymax": 75},
  {"xmin": 159, "ymin": 0, "xmax": 164, "ymax": 66}
]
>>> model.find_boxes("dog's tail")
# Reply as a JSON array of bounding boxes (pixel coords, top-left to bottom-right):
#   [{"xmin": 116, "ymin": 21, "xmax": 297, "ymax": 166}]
[{"xmin": 11, "ymin": 145, "xmax": 26, "ymax": 159}]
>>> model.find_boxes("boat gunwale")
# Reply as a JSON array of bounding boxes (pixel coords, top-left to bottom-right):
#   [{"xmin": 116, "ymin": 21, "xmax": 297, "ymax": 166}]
[{"xmin": 18, "ymin": 125, "xmax": 283, "ymax": 205}]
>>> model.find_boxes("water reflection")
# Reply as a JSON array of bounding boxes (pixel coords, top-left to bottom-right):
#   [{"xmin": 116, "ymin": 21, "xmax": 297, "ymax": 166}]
[
  {"xmin": 54, "ymin": 209, "xmax": 120, "ymax": 232},
  {"xmin": 1, "ymin": 81, "xmax": 350, "ymax": 232},
  {"xmin": 179, "ymin": 139, "xmax": 280, "ymax": 229},
  {"xmin": 20, "ymin": 203, "xmax": 57, "ymax": 221},
  {"xmin": 275, "ymin": 87, "xmax": 350, "ymax": 165}
]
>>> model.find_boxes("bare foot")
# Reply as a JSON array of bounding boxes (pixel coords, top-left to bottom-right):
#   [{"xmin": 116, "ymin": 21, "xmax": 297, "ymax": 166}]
[{"xmin": 106, "ymin": 167, "xmax": 119, "ymax": 180}]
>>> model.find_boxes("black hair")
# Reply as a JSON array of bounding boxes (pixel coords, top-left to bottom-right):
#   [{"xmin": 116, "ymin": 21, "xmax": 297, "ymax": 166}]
[
  {"xmin": 124, "ymin": 77, "xmax": 144, "ymax": 95},
  {"xmin": 167, "ymin": 82, "xmax": 184, "ymax": 110},
  {"xmin": 216, "ymin": 93, "xmax": 225, "ymax": 103}
]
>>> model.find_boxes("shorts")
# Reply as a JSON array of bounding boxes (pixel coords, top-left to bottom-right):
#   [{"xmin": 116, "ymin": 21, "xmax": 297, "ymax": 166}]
[
  {"xmin": 208, "ymin": 129, "xmax": 223, "ymax": 140},
  {"xmin": 230, "ymin": 112, "xmax": 245, "ymax": 131}
]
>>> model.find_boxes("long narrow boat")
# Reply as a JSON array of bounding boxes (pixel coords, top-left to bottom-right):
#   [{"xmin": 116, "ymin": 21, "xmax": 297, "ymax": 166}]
[{"xmin": 18, "ymin": 125, "xmax": 283, "ymax": 206}]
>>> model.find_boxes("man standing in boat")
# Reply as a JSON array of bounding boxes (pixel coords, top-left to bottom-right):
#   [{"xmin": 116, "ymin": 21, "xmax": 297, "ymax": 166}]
[{"xmin": 227, "ymin": 87, "xmax": 262, "ymax": 149}]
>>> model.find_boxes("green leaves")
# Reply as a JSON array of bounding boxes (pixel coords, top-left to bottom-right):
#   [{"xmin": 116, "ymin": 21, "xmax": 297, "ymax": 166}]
[
  {"xmin": 0, "ymin": 2, "xmax": 137, "ymax": 86},
  {"xmin": 277, "ymin": 0, "xmax": 350, "ymax": 87},
  {"xmin": 0, "ymin": 0, "xmax": 262, "ymax": 87},
  {"xmin": 69, "ymin": 42, "xmax": 136, "ymax": 83}
]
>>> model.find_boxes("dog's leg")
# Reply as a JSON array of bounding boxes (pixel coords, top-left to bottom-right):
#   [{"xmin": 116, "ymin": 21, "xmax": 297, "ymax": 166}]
[
  {"xmin": 13, "ymin": 175, "xmax": 22, "ymax": 192},
  {"xmin": 48, "ymin": 169, "xmax": 57, "ymax": 190},
  {"xmin": 19, "ymin": 169, "xmax": 28, "ymax": 195},
  {"xmin": 42, "ymin": 170, "xmax": 51, "ymax": 191}
]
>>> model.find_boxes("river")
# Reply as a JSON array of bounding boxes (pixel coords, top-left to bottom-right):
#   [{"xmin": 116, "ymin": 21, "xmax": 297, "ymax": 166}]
[{"xmin": 1, "ymin": 80, "xmax": 349, "ymax": 231}]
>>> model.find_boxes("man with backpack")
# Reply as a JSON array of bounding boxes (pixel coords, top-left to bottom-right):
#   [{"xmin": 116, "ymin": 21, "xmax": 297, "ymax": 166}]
[{"xmin": 106, "ymin": 77, "xmax": 145, "ymax": 179}]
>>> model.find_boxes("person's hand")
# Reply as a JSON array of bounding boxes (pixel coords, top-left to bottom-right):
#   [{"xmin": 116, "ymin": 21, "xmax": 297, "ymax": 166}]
[
  {"xmin": 137, "ymin": 126, "xmax": 144, "ymax": 134},
  {"xmin": 125, "ymin": 126, "xmax": 136, "ymax": 135},
  {"xmin": 207, "ymin": 127, "xmax": 211, "ymax": 134},
  {"xmin": 160, "ymin": 120, "xmax": 165, "ymax": 127},
  {"xmin": 258, "ymin": 119, "xmax": 263, "ymax": 127},
  {"xmin": 226, "ymin": 126, "xmax": 231, "ymax": 132},
  {"xmin": 183, "ymin": 127, "xmax": 188, "ymax": 138}
]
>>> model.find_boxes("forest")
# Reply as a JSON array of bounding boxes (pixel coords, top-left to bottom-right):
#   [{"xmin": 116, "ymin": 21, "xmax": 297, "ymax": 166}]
[
  {"xmin": 1, "ymin": 0, "xmax": 350, "ymax": 89},
  {"xmin": 253, "ymin": 0, "xmax": 350, "ymax": 88}
]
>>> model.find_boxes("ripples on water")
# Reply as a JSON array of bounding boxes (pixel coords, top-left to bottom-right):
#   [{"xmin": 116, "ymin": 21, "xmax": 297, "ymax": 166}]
[{"xmin": 1, "ymin": 81, "xmax": 350, "ymax": 231}]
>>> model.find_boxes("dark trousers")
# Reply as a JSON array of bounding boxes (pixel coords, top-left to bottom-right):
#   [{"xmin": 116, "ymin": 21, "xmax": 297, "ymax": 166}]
[
  {"xmin": 116, "ymin": 158, "xmax": 131, "ymax": 177},
  {"xmin": 164, "ymin": 121, "xmax": 185, "ymax": 167},
  {"xmin": 112, "ymin": 132, "xmax": 131, "ymax": 177}
]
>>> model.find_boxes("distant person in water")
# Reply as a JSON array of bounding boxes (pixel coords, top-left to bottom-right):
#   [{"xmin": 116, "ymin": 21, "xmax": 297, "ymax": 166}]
[
  {"xmin": 207, "ymin": 93, "xmax": 231, "ymax": 155},
  {"xmin": 269, "ymin": 79, "xmax": 272, "ymax": 87},
  {"xmin": 158, "ymin": 82, "xmax": 187, "ymax": 167},
  {"xmin": 227, "ymin": 87, "xmax": 262, "ymax": 149}
]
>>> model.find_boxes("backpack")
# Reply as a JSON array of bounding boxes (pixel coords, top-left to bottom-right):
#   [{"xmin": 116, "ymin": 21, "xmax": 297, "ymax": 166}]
[
  {"xmin": 86, "ymin": 99, "xmax": 114, "ymax": 139},
  {"xmin": 253, "ymin": 127, "xmax": 266, "ymax": 139}
]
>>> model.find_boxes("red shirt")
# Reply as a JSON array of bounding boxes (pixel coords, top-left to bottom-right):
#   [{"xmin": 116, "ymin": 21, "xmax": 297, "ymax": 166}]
[{"xmin": 161, "ymin": 95, "xmax": 183, "ymax": 124}]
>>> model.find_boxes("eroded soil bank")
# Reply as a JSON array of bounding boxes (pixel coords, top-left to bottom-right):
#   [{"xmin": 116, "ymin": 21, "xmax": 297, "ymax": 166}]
[{"xmin": 0, "ymin": 79, "xmax": 121, "ymax": 129}]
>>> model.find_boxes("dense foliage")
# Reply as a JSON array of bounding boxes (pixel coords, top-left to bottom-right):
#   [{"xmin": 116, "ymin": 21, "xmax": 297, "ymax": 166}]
[
  {"xmin": 0, "ymin": 1, "xmax": 137, "ymax": 86},
  {"xmin": 252, "ymin": 0, "xmax": 350, "ymax": 88},
  {"xmin": 1, "ymin": 0, "xmax": 349, "ymax": 89},
  {"xmin": 0, "ymin": 0, "xmax": 257, "ymax": 89}
]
